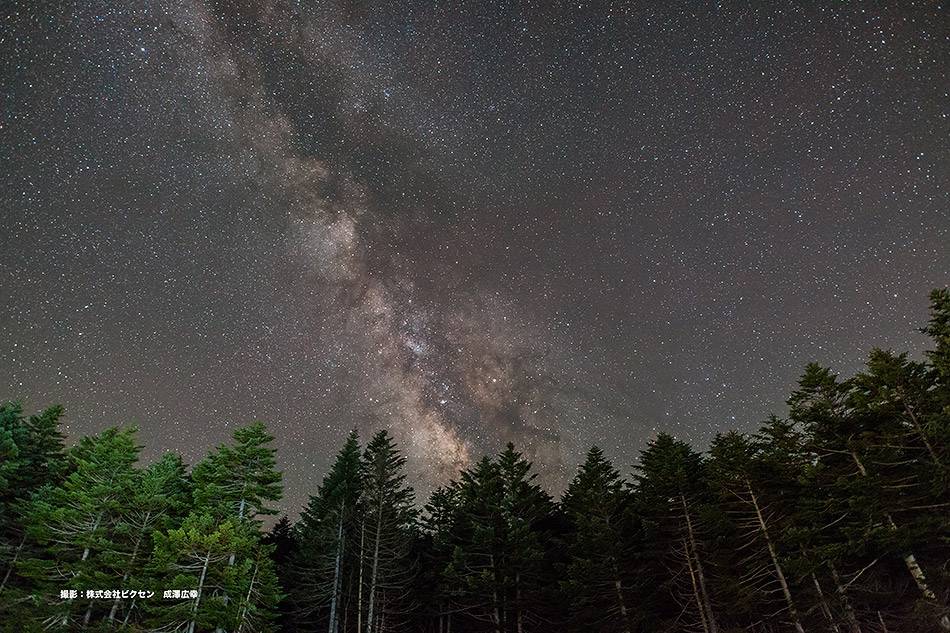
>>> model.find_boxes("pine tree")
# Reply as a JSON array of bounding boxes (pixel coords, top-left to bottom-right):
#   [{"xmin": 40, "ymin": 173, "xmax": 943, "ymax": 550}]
[
  {"xmin": 359, "ymin": 430, "xmax": 415, "ymax": 633},
  {"xmin": 18, "ymin": 426, "xmax": 140, "ymax": 628},
  {"xmin": 102, "ymin": 451, "xmax": 191, "ymax": 626},
  {"xmin": 291, "ymin": 430, "xmax": 363, "ymax": 632},
  {"xmin": 189, "ymin": 422, "xmax": 283, "ymax": 633},
  {"xmin": 707, "ymin": 428, "xmax": 806, "ymax": 632},
  {"xmin": 634, "ymin": 433, "xmax": 719, "ymax": 633},
  {"xmin": 561, "ymin": 446, "xmax": 635, "ymax": 633},
  {"xmin": 0, "ymin": 403, "xmax": 67, "ymax": 600}
]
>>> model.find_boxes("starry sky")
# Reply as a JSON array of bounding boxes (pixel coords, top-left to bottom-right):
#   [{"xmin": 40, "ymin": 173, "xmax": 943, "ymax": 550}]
[{"xmin": 2, "ymin": 1, "xmax": 948, "ymax": 515}]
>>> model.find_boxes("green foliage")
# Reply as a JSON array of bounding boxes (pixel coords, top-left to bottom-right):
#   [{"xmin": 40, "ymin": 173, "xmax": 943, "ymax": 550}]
[{"xmin": 192, "ymin": 422, "xmax": 283, "ymax": 525}]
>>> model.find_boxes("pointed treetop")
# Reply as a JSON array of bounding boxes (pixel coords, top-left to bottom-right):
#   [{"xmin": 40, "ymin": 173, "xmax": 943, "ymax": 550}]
[
  {"xmin": 923, "ymin": 287, "xmax": 950, "ymax": 379},
  {"xmin": 634, "ymin": 432, "xmax": 705, "ymax": 498}
]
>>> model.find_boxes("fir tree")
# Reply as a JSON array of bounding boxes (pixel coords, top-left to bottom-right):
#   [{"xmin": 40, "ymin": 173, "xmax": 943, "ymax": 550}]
[
  {"xmin": 707, "ymin": 429, "xmax": 805, "ymax": 632},
  {"xmin": 0, "ymin": 403, "xmax": 66, "ymax": 598},
  {"xmin": 923, "ymin": 288, "xmax": 950, "ymax": 383},
  {"xmin": 19, "ymin": 426, "xmax": 140, "ymax": 629},
  {"xmin": 149, "ymin": 513, "xmax": 254, "ymax": 633},
  {"xmin": 192, "ymin": 422, "xmax": 283, "ymax": 526},
  {"xmin": 291, "ymin": 430, "xmax": 363, "ymax": 632},
  {"xmin": 435, "ymin": 445, "xmax": 554, "ymax": 633},
  {"xmin": 561, "ymin": 446, "xmax": 635, "ymax": 633},
  {"xmin": 102, "ymin": 451, "xmax": 191, "ymax": 626},
  {"xmin": 190, "ymin": 422, "xmax": 283, "ymax": 633},
  {"xmin": 634, "ymin": 433, "xmax": 719, "ymax": 633},
  {"xmin": 359, "ymin": 430, "xmax": 415, "ymax": 633}
]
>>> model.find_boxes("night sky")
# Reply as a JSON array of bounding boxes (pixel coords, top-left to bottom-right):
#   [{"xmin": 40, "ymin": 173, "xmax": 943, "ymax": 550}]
[{"xmin": 2, "ymin": 1, "xmax": 948, "ymax": 515}]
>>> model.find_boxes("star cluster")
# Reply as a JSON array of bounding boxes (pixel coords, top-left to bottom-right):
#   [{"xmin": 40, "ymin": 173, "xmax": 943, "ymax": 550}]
[{"xmin": 1, "ymin": 0, "xmax": 947, "ymax": 515}]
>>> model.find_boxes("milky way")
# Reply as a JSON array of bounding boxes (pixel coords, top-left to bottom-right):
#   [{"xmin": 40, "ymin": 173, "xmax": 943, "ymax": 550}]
[{"xmin": 2, "ymin": 1, "xmax": 947, "ymax": 515}]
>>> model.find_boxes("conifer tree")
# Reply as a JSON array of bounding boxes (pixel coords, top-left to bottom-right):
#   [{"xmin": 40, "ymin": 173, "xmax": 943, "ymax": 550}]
[
  {"xmin": 231, "ymin": 541, "xmax": 283, "ymax": 633},
  {"xmin": 923, "ymin": 288, "xmax": 950, "ymax": 383},
  {"xmin": 707, "ymin": 429, "xmax": 805, "ymax": 633},
  {"xmin": 561, "ymin": 446, "xmax": 635, "ymax": 633},
  {"xmin": 19, "ymin": 426, "xmax": 140, "ymax": 628},
  {"xmin": 421, "ymin": 481, "xmax": 462, "ymax": 633},
  {"xmin": 264, "ymin": 516, "xmax": 296, "ymax": 633},
  {"xmin": 0, "ymin": 402, "xmax": 66, "ymax": 508},
  {"xmin": 0, "ymin": 404, "xmax": 67, "ymax": 630},
  {"xmin": 441, "ymin": 456, "xmax": 506, "ymax": 631},
  {"xmin": 634, "ymin": 433, "xmax": 719, "ymax": 633},
  {"xmin": 291, "ymin": 430, "xmax": 363, "ymax": 632},
  {"xmin": 435, "ymin": 445, "xmax": 554, "ymax": 633},
  {"xmin": 192, "ymin": 422, "xmax": 283, "ymax": 525},
  {"xmin": 149, "ymin": 513, "xmax": 254, "ymax": 633},
  {"xmin": 359, "ymin": 430, "xmax": 415, "ymax": 633},
  {"xmin": 791, "ymin": 362, "xmax": 950, "ymax": 631},
  {"xmin": 496, "ymin": 444, "xmax": 553, "ymax": 633},
  {"xmin": 102, "ymin": 452, "xmax": 191, "ymax": 626},
  {"xmin": 183, "ymin": 422, "xmax": 283, "ymax": 633}
]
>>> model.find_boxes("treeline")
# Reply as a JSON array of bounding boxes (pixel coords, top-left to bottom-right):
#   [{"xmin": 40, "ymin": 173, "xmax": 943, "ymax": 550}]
[{"xmin": 0, "ymin": 289, "xmax": 947, "ymax": 633}]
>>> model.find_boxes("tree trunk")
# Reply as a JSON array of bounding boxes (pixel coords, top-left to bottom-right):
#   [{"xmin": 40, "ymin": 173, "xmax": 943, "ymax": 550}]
[
  {"xmin": 747, "ymin": 481, "xmax": 804, "ymax": 633},
  {"xmin": 877, "ymin": 611, "xmax": 889, "ymax": 633},
  {"xmin": 515, "ymin": 572, "xmax": 524, "ymax": 633},
  {"xmin": 329, "ymin": 504, "xmax": 346, "ymax": 633},
  {"xmin": 79, "ymin": 510, "xmax": 105, "ymax": 630},
  {"xmin": 187, "ymin": 553, "xmax": 212, "ymax": 633},
  {"xmin": 901, "ymin": 398, "xmax": 940, "ymax": 465},
  {"xmin": 108, "ymin": 511, "xmax": 151, "ymax": 624},
  {"xmin": 613, "ymin": 577, "xmax": 633, "ymax": 633},
  {"xmin": 830, "ymin": 563, "xmax": 862, "ymax": 633},
  {"xmin": 227, "ymin": 497, "xmax": 247, "ymax": 569},
  {"xmin": 809, "ymin": 571, "xmax": 840, "ymax": 633},
  {"xmin": 0, "ymin": 532, "xmax": 26, "ymax": 594},
  {"xmin": 357, "ymin": 520, "xmax": 365, "ymax": 633},
  {"xmin": 236, "ymin": 557, "xmax": 259, "ymax": 632},
  {"xmin": 681, "ymin": 494, "xmax": 718, "ymax": 633},
  {"xmin": 121, "ymin": 598, "xmax": 136, "ymax": 626},
  {"xmin": 366, "ymin": 492, "xmax": 384, "ymax": 633},
  {"xmin": 82, "ymin": 511, "xmax": 105, "ymax": 562},
  {"xmin": 217, "ymin": 496, "xmax": 248, "ymax": 633},
  {"xmin": 886, "ymin": 513, "xmax": 937, "ymax": 600},
  {"xmin": 683, "ymin": 536, "xmax": 711, "ymax": 633},
  {"xmin": 489, "ymin": 553, "xmax": 502, "ymax": 633}
]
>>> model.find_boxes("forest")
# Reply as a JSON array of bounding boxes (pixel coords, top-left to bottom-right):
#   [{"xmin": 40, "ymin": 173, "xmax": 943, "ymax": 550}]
[{"xmin": 1, "ymin": 288, "xmax": 949, "ymax": 633}]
